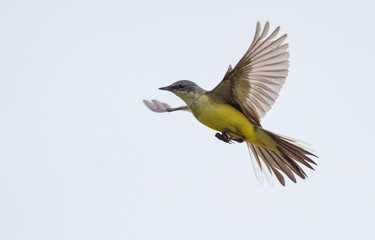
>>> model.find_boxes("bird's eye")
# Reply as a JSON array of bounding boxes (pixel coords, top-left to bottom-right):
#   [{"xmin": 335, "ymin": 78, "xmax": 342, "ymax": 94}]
[{"xmin": 178, "ymin": 83, "xmax": 184, "ymax": 89}]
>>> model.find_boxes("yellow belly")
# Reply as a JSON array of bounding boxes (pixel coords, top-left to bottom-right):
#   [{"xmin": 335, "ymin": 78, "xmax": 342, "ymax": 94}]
[{"xmin": 190, "ymin": 95, "xmax": 257, "ymax": 142}]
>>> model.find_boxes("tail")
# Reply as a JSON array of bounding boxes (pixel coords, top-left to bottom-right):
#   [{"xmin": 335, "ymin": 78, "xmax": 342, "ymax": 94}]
[{"xmin": 247, "ymin": 130, "xmax": 317, "ymax": 186}]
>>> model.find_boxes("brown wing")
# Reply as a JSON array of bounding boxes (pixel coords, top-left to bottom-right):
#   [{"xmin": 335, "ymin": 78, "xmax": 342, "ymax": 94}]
[{"xmin": 207, "ymin": 22, "xmax": 290, "ymax": 125}]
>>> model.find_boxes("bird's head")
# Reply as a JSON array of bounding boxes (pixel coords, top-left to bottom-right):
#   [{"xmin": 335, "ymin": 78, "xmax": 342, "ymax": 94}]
[{"xmin": 159, "ymin": 80, "xmax": 205, "ymax": 104}]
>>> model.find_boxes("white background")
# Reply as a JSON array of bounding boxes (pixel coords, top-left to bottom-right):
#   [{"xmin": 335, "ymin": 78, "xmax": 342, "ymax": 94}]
[{"xmin": 1, "ymin": 0, "xmax": 374, "ymax": 239}]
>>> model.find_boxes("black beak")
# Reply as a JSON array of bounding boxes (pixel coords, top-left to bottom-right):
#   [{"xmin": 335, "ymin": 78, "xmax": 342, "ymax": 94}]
[{"xmin": 159, "ymin": 86, "xmax": 172, "ymax": 91}]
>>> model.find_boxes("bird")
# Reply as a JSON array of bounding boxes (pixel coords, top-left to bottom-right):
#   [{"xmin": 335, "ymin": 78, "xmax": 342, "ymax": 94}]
[{"xmin": 143, "ymin": 22, "xmax": 317, "ymax": 186}]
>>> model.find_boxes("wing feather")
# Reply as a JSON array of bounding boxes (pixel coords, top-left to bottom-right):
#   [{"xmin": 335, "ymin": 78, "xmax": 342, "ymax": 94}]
[{"xmin": 207, "ymin": 22, "xmax": 290, "ymax": 124}]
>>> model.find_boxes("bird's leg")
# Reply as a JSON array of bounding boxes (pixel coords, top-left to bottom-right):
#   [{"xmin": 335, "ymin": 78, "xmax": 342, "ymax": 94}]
[
  {"xmin": 215, "ymin": 128, "xmax": 245, "ymax": 144},
  {"xmin": 230, "ymin": 137, "xmax": 244, "ymax": 143},
  {"xmin": 222, "ymin": 128, "xmax": 246, "ymax": 143},
  {"xmin": 215, "ymin": 132, "xmax": 231, "ymax": 143},
  {"xmin": 223, "ymin": 128, "xmax": 246, "ymax": 140}
]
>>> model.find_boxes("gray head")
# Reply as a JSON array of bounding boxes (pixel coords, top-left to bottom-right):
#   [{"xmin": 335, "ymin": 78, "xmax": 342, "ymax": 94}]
[{"xmin": 159, "ymin": 80, "xmax": 204, "ymax": 93}]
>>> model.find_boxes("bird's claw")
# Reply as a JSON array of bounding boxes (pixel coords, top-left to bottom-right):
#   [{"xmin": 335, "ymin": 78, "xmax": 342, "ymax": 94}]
[
  {"xmin": 215, "ymin": 132, "xmax": 231, "ymax": 143},
  {"xmin": 215, "ymin": 129, "xmax": 244, "ymax": 144}
]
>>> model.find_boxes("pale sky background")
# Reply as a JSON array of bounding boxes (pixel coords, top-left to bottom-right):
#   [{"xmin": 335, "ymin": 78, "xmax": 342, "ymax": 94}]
[{"xmin": 1, "ymin": 0, "xmax": 375, "ymax": 239}]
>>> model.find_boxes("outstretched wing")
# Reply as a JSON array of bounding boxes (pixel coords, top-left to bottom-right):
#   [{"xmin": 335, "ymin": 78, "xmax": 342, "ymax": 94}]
[
  {"xmin": 143, "ymin": 99, "xmax": 172, "ymax": 113},
  {"xmin": 207, "ymin": 22, "xmax": 289, "ymax": 125},
  {"xmin": 143, "ymin": 99, "xmax": 190, "ymax": 113}
]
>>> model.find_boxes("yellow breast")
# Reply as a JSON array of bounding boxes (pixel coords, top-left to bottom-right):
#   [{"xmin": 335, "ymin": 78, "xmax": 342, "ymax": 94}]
[{"xmin": 190, "ymin": 95, "xmax": 256, "ymax": 141}]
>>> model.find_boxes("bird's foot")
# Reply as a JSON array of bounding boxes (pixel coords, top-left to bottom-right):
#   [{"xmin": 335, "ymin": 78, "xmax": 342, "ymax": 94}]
[
  {"xmin": 215, "ymin": 128, "xmax": 245, "ymax": 144},
  {"xmin": 215, "ymin": 132, "xmax": 231, "ymax": 143}
]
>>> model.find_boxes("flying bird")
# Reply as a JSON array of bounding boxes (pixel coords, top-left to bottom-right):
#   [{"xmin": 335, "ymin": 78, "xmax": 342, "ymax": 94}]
[{"xmin": 144, "ymin": 22, "xmax": 317, "ymax": 186}]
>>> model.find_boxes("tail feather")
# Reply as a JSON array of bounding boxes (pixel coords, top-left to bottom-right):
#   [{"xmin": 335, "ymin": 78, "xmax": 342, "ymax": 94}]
[
  {"xmin": 277, "ymin": 140, "xmax": 316, "ymax": 170},
  {"xmin": 248, "ymin": 144, "xmax": 274, "ymax": 185},
  {"xmin": 247, "ymin": 130, "xmax": 318, "ymax": 186},
  {"xmin": 248, "ymin": 143, "xmax": 288, "ymax": 186}
]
